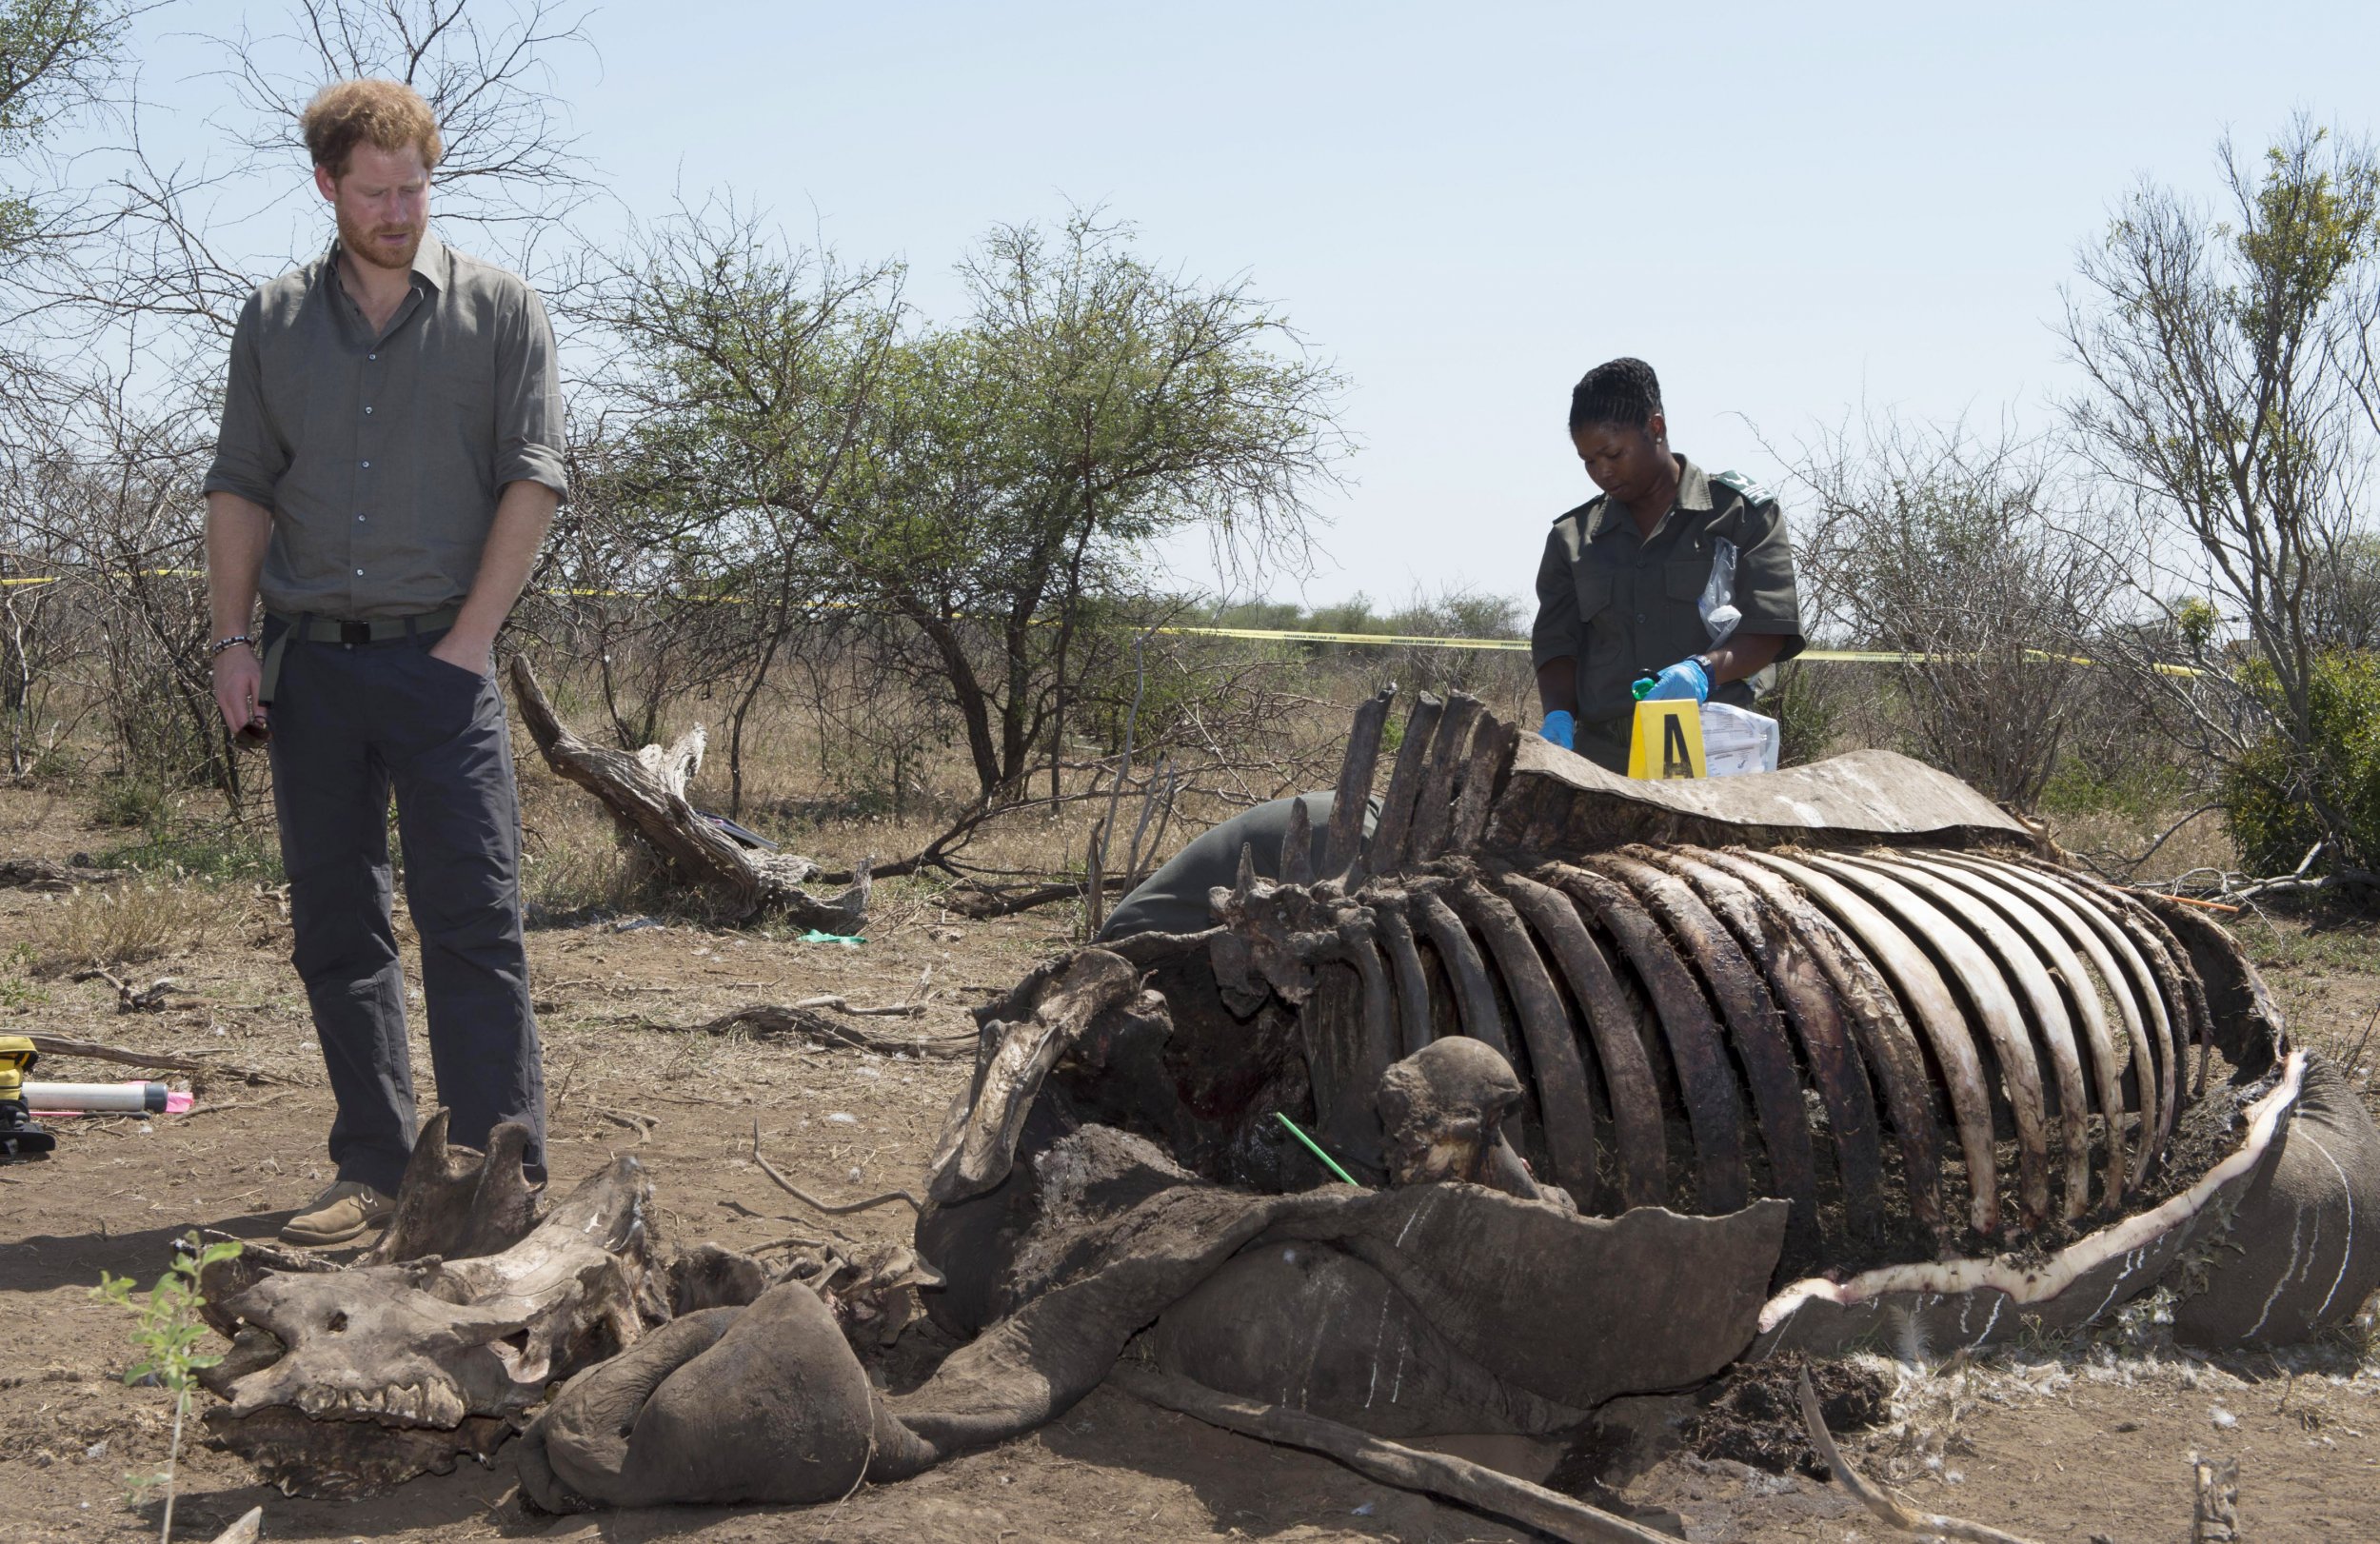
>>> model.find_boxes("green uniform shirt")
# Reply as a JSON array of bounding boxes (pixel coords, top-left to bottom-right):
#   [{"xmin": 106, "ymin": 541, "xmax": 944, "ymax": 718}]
[{"xmin": 1530, "ymin": 455, "xmax": 1805, "ymax": 769}]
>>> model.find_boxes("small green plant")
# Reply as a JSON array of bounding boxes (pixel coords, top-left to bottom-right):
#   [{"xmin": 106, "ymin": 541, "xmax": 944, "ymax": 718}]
[
  {"xmin": 92, "ymin": 774, "xmax": 170, "ymax": 830},
  {"xmin": 92, "ymin": 1233, "xmax": 244, "ymax": 1544},
  {"xmin": 93, "ymin": 821, "xmax": 284, "ymax": 884},
  {"xmin": 0, "ymin": 939, "xmax": 46, "ymax": 1008},
  {"xmin": 2174, "ymin": 595, "xmax": 2220, "ymax": 655}
]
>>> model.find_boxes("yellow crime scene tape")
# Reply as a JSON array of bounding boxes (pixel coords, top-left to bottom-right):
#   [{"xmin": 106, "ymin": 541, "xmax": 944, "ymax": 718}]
[{"xmin": 0, "ymin": 571, "xmax": 2205, "ymax": 674}]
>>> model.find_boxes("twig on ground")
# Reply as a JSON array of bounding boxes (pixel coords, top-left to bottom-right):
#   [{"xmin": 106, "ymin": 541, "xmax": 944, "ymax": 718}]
[
  {"xmin": 1110, "ymin": 1362, "xmax": 1674, "ymax": 1543},
  {"xmin": 27, "ymin": 1033, "xmax": 275, "ymax": 1082},
  {"xmin": 598, "ymin": 1110, "xmax": 660, "ymax": 1143},
  {"xmin": 1795, "ymin": 1370, "xmax": 2046, "ymax": 1544},
  {"xmin": 749, "ymin": 1120, "xmax": 920, "ymax": 1216},
  {"xmin": 689, "ymin": 1003, "xmax": 976, "ymax": 1059},
  {"xmin": 748, "ymin": 1234, "xmax": 829, "ymax": 1253},
  {"xmin": 791, "ymin": 994, "xmax": 923, "ymax": 1019},
  {"xmin": 2071, "ymin": 803, "xmax": 2222, "ymax": 881},
  {"xmin": 70, "ymin": 968, "xmax": 183, "ymax": 1013},
  {"xmin": 2123, "ymin": 888, "xmax": 2240, "ymax": 914},
  {"xmin": 0, "ymin": 857, "xmax": 126, "ymax": 890},
  {"xmin": 918, "ymin": 875, "xmax": 1084, "ymax": 920}
]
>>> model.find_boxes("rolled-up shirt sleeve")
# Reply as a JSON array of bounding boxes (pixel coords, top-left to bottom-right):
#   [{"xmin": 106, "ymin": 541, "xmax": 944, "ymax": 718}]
[
  {"xmin": 1734, "ymin": 495, "xmax": 1806, "ymax": 662},
  {"xmin": 202, "ymin": 292, "xmax": 285, "ymax": 508},
  {"xmin": 494, "ymin": 283, "xmax": 567, "ymax": 500},
  {"xmin": 1530, "ymin": 524, "xmax": 1579, "ymax": 669}
]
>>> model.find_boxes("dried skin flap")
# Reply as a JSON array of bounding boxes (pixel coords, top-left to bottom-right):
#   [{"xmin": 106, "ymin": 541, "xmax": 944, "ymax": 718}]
[{"xmin": 1754, "ymin": 1053, "xmax": 2309, "ymax": 1357}]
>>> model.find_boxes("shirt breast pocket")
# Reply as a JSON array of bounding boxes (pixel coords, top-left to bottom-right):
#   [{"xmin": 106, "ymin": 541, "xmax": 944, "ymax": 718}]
[
  {"xmin": 1573, "ymin": 569, "xmax": 1614, "ymax": 623},
  {"xmin": 1665, "ymin": 559, "xmax": 1710, "ymax": 601},
  {"xmin": 426, "ymin": 353, "xmax": 497, "ymax": 447}
]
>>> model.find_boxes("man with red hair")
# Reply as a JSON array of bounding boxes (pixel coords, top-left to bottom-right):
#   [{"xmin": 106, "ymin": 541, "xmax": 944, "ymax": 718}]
[{"xmin": 204, "ymin": 78, "xmax": 565, "ymax": 1245}]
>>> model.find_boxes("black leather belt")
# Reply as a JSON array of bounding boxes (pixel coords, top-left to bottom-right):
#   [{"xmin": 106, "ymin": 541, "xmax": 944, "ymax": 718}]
[{"xmin": 259, "ymin": 606, "xmax": 463, "ymax": 703}]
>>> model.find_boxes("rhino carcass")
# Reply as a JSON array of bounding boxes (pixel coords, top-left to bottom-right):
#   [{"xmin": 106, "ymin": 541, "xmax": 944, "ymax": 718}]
[
  {"xmin": 906, "ymin": 692, "xmax": 2379, "ymax": 1407},
  {"xmin": 222, "ymin": 691, "xmax": 2380, "ymax": 1510}
]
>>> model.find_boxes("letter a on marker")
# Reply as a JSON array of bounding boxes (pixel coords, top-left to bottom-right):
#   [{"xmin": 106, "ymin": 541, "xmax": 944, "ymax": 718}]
[{"xmin": 1628, "ymin": 702, "xmax": 1706, "ymax": 781}]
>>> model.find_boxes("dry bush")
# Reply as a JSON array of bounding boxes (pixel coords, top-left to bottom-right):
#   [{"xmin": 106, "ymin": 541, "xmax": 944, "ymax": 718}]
[
  {"xmin": 1792, "ymin": 419, "xmax": 2119, "ymax": 809},
  {"xmin": 31, "ymin": 881, "xmax": 214, "ymax": 974}
]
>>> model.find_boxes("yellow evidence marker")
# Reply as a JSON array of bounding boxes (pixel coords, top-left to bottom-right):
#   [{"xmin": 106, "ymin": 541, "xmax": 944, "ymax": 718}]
[{"xmin": 1627, "ymin": 700, "xmax": 1706, "ymax": 781}]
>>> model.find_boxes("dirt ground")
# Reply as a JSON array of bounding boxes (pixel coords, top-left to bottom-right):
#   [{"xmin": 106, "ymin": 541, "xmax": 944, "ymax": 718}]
[{"xmin": 6, "ymin": 779, "xmax": 2380, "ymax": 1543}]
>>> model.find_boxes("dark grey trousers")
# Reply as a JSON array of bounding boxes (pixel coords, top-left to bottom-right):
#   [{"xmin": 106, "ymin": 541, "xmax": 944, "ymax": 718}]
[{"xmin": 266, "ymin": 620, "xmax": 545, "ymax": 1196}]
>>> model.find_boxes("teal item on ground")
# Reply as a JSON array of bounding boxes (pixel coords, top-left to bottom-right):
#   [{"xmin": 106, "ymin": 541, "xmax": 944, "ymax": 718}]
[{"xmin": 799, "ymin": 930, "xmax": 865, "ymax": 946}]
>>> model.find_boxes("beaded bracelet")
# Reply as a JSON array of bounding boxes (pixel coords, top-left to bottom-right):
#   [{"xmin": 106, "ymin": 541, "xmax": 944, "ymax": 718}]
[{"xmin": 209, "ymin": 633, "xmax": 256, "ymax": 658}]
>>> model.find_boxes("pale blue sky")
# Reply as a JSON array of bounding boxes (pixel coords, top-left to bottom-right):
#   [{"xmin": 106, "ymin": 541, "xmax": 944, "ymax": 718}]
[{"xmin": 120, "ymin": 1, "xmax": 2380, "ymax": 608}]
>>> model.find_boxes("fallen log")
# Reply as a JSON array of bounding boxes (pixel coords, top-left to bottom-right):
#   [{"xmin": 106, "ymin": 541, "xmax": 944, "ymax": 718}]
[{"xmin": 508, "ymin": 656, "xmax": 867, "ymax": 928}]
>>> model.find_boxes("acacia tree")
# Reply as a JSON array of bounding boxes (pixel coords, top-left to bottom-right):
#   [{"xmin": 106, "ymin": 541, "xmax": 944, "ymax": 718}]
[
  {"xmin": 577, "ymin": 200, "xmax": 904, "ymax": 812},
  {"xmin": 0, "ymin": 0, "xmax": 127, "ymax": 254},
  {"xmin": 2062, "ymin": 120, "xmax": 2380, "ymax": 880},
  {"xmin": 597, "ymin": 209, "xmax": 1346, "ymax": 807},
  {"xmin": 869, "ymin": 213, "xmax": 1346, "ymax": 802}
]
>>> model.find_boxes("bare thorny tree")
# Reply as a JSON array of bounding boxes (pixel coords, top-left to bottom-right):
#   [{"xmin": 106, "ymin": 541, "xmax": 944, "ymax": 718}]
[
  {"xmin": 0, "ymin": 1, "xmax": 602, "ymax": 810},
  {"xmin": 60, "ymin": 0, "xmax": 599, "ymax": 347},
  {"xmin": 2062, "ymin": 118, "xmax": 2380, "ymax": 890},
  {"xmin": 1788, "ymin": 416, "xmax": 2122, "ymax": 811}
]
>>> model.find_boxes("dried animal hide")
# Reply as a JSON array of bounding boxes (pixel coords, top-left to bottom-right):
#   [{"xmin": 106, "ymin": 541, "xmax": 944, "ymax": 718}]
[
  {"xmin": 521, "ymin": 1119, "xmax": 1790, "ymax": 1511},
  {"xmin": 196, "ymin": 1113, "xmax": 664, "ymax": 1496}
]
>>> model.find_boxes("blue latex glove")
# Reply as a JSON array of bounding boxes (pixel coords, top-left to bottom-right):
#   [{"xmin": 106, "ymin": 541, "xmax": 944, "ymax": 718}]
[
  {"xmin": 1538, "ymin": 710, "xmax": 1576, "ymax": 749},
  {"xmin": 1642, "ymin": 657, "xmax": 1711, "ymax": 703}
]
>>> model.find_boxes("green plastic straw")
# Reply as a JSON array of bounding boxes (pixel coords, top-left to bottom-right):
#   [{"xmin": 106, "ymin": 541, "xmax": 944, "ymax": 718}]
[{"xmin": 1274, "ymin": 1111, "xmax": 1359, "ymax": 1185}]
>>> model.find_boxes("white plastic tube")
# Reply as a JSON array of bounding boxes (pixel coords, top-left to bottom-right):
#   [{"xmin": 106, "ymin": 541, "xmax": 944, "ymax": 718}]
[{"xmin": 24, "ymin": 1080, "xmax": 171, "ymax": 1113}]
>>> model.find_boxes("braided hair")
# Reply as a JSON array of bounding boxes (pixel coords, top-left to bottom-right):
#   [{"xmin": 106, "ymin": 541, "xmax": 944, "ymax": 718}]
[{"xmin": 1567, "ymin": 357, "xmax": 1662, "ymax": 433}]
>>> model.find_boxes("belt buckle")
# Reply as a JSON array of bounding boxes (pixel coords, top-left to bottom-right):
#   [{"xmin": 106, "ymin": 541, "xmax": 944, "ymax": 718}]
[{"xmin": 339, "ymin": 621, "xmax": 371, "ymax": 645}]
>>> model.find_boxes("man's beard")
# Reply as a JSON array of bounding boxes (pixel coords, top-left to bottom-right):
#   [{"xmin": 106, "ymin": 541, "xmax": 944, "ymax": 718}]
[{"xmin": 337, "ymin": 205, "xmax": 425, "ymax": 272}]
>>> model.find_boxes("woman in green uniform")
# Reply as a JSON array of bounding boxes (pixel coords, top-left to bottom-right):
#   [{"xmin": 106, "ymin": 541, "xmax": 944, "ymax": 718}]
[{"xmin": 1529, "ymin": 358, "xmax": 1806, "ymax": 773}]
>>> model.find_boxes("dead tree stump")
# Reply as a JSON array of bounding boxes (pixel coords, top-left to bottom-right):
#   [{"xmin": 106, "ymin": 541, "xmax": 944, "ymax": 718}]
[{"xmin": 508, "ymin": 656, "xmax": 867, "ymax": 928}]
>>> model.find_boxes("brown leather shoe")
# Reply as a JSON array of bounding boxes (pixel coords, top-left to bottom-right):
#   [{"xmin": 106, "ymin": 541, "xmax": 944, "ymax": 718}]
[{"xmin": 279, "ymin": 1179, "xmax": 395, "ymax": 1246}]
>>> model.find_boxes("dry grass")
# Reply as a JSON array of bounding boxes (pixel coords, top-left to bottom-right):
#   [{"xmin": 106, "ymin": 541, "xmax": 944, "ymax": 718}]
[
  {"xmin": 29, "ymin": 880, "xmax": 215, "ymax": 974},
  {"xmin": 2042, "ymin": 804, "xmax": 2234, "ymax": 886}
]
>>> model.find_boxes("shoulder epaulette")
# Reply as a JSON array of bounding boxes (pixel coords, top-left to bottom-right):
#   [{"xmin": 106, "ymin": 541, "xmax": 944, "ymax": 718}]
[
  {"xmin": 1712, "ymin": 469, "xmax": 1776, "ymax": 505},
  {"xmin": 1554, "ymin": 494, "xmax": 1605, "ymax": 526}
]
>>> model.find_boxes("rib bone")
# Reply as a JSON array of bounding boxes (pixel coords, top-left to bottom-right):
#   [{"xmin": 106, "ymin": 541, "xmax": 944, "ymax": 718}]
[
  {"xmin": 1500, "ymin": 874, "xmax": 1669, "ymax": 1210},
  {"xmin": 1651, "ymin": 848, "xmax": 1886, "ymax": 1238},
  {"xmin": 1739, "ymin": 851, "xmax": 2001, "ymax": 1236},
  {"xmin": 1450, "ymin": 880, "xmax": 1602, "ymax": 1210},
  {"xmin": 1550, "ymin": 862, "xmax": 1748, "ymax": 1215},
  {"xmin": 1592, "ymin": 852, "xmax": 1820, "ymax": 1249}
]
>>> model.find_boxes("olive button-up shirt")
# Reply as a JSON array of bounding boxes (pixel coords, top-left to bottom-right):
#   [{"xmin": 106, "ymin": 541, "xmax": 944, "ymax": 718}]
[
  {"xmin": 202, "ymin": 230, "xmax": 566, "ymax": 621},
  {"xmin": 1530, "ymin": 456, "xmax": 1806, "ymax": 731}
]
